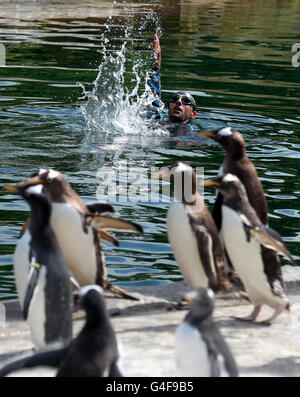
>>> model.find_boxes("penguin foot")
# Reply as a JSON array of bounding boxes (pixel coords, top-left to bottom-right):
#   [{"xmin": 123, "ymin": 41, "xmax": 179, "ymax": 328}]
[
  {"xmin": 233, "ymin": 290, "xmax": 250, "ymax": 302},
  {"xmin": 216, "ymin": 288, "xmax": 250, "ymax": 302},
  {"xmin": 259, "ymin": 303, "xmax": 288, "ymax": 324},
  {"xmin": 105, "ymin": 283, "xmax": 139, "ymax": 301},
  {"xmin": 257, "ymin": 320, "xmax": 272, "ymax": 327},
  {"xmin": 232, "ymin": 315, "xmax": 255, "ymax": 322},
  {"xmin": 232, "ymin": 305, "xmax": 261, "ymax": 322}
]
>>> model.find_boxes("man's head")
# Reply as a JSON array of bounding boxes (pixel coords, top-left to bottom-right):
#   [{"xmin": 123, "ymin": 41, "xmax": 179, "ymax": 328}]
[{"xmin": 168, "ymin": 92, "xmax": 197, "ymax": 124}]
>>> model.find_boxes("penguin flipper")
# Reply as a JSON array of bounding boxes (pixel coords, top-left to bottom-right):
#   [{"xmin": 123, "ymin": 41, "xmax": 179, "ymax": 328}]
[
  {"xmin": 202, "ymin": 323, "xmax": 238, "ymax": 377},
  {"xmin": 243, "ymin": 222, "xmax": 296, "ymax": 265},
  {"xmin": 88, "ymin": 215, "xmax": 143, "ymax": 234},
  {"xmin": 212, "ymin": 328, "xmax": 239, "ymax": 377},
  {"xmin": 98, "ymin": 230, "xmax": 120, "ymax": 246},
  {"xmin": 211, "ymin": 192, "xmax": 223, "ymax": 231},
  {"xmin": 23, "ymin": 265, "xmax": 40, "ymax": 320},
  {"xmin": 86, "ymin": 203, "xmax": 114, "ymax": 215},
  {"xmin": 0, "ymin": 345, "xmax": 69, "ymax": 377},
  {"xmin": 20, "ymin": 218, "xmax": 30, "ymax": 237},
  {"xmin": 193, "ymin": 224, "xmax": 219, "ymax": 290}
]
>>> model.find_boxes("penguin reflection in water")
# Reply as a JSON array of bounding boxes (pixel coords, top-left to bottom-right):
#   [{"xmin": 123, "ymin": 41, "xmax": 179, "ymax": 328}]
[
  {"xmin": 0, "ymin": 286, "xmax": 122, "ymax": 377},
  {"xmin": 175, "ymin": 287, "xmax": 238, "ymax": 377},
  {"xmin": 11, "ymin": 168, "xmax": 143, "ymax": 302},
  {"xmin": 4, "ymin": 183, "xmax": 73, "ymax": 348},
  {"xmin": 204, "ymin": 174, "xmax": 295, "ymax": 324}
]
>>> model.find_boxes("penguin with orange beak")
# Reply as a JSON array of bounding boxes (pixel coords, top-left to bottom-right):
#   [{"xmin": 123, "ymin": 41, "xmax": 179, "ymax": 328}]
[{"xmin": 204, "ymin": 173, "xmax": 295, "ymax": 324}]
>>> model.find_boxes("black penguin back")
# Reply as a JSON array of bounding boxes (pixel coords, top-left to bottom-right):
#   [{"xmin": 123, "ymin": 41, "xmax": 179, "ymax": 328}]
[
  {"xmin": 184, "ymin": 288, "xmax": 238, "ymax": 377},
  {"xmin": 57, "ymin": 286, "xmax": 121, "ymax": 377},
  {"xmin": 189, "ymin": 314, "xmax": 238, "ymax": 377},
  {"xmin": 23, "ymin": 185, "xmax": 73, "ymax": 345}
]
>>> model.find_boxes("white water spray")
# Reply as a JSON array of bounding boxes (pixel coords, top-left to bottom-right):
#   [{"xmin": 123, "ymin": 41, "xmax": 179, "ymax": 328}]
[{"xmin": 80, "ymin": 8, "xmax": 167, "ymax": 137}]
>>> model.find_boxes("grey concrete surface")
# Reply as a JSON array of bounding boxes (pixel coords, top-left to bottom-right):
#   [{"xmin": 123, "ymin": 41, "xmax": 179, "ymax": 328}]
[{"xmin": 1, "ymin": 265, "xmax": 300, "ymax": 377}]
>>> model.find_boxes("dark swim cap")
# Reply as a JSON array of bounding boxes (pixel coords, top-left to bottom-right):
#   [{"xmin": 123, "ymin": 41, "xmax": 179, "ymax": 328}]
[{"xmin": 169, "ymin": 91, "xmax": 197, "ymax": 111}]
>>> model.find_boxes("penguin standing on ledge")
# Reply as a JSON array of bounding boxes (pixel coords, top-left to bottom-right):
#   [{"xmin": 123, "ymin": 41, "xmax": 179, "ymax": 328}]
[
  {"xmin": 204, "ymin": 174, "xmax": 295, "ymax": 324},
  {"xmin": 199, "ymin": 127, "xmax": 282, "ymax": 289},
  {"xmin": 4, "ymin": 183, "xmax": 73, "ymax": 348},
  {"xmin": 152, "ymin": 162, "xmax": 233, "ymax": 293},
  {"xmin": 198, "ymin": 127, "xmax": 268, "ymax": 228},
  {"xmin": 175, "ymin": 287, "xmax": 238, "ymax": 377},
  {"xmin": 0, "ymin": 286, "xmax": 122, "ymax": 377},
  {"xmin": 13, "ymin": 169, "xmax": 143, "ymax": 300}
]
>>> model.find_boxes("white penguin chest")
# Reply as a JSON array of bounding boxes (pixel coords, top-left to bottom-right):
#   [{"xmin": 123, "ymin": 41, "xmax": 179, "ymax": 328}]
[
  {"xmin": 14, "ymin": 229, "xmax": 32, "ymax": 308},
  {"xmin": 167, "ymin": 202, "xmax": 209, "ymax": 288},
  {"xmin": 27, "ymin": 265, "xmax": 47, "ymax": 348},
  {"xmin": 50, "ymin": 203, "xmax": 98, "ymax": 285},
  {"xmin": 175, "ymin": 322, "xmax": 211, "ymax": 377},
  {"xmin": 221, "ymin": 206, "xmax": 282, "ymax": 307}
]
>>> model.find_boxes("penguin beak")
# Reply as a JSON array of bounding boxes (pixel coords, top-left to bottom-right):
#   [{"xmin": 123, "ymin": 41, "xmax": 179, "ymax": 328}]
[
  {"xmin": 4, "ymin": 175, "xmax": 47, "ymax": 194},
  {"xmin": 18, "ymin": 176, "xmax": 45, "ymax": 188},
  {"xmin": 203, "ymin": 179, "xmax": 222, "ymax": 188},
  {"xmin": 198, "ymin": 131, "xmax": 216, "ymax": 139},
  {"xmin": 4, "ymin": 185, "xmax": 20, "ymax": 193}
]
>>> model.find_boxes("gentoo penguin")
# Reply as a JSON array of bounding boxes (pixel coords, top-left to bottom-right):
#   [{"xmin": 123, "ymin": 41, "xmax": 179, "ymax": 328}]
[
  {"xmin": 175, "ymin": 287, "xmax": 238, "ymax": 377},
  {"xmin": 152, "ymin": 162, "xmax": 233, "ymax": 293},
  {"xmin": 4, "ymin": 183, "xmax": 73, "ymax": 348},
  {"xmin": 11, "ymin": 168, "xmax": 143, "ymax": 300},
  {"xmin": 0, "ymin": 286, "xmax": 122, "ymax": 377},
  {"xmin": 204, "ymin": 174, "xmax": 295, "ymax": 323},
  {"xmin": 198, "ymin": 127, "xmax": 281, "ymax": 287},
  {"xmin": 198, "ymin": 127, "xmax": 268, "ymax": 228}
]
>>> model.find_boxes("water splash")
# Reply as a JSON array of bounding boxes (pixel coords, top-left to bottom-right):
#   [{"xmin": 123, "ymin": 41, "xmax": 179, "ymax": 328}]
[{"xmin": 80, "ymin": 8, "xmax": 167, "ymax": 137}]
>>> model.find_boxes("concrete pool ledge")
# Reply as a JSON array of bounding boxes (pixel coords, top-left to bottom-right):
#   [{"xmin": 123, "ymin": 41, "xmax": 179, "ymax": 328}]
[{"xmin": 1, "ymin": 265, "xmax": 300, "ymax": 377}]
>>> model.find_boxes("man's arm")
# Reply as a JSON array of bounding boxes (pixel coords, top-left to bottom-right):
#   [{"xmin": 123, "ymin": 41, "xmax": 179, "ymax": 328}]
[
  {"xmin": 146, "ymin": 34, "xmax": 164, "ymax": 119},
  {"xmin": 153, "ymin": 34, "xmax": 161, "ymax": 70}
]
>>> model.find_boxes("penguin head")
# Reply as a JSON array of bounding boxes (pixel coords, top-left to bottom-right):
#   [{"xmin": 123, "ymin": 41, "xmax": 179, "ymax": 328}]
[
  {"xmin": 204, "ymin": 173, "xmax": 247, "ymax": 201},
  {"xmin": 16, "ymin": 169, "xmax": 72, "ymax": 202},
  {"xmin": 152, "ymin": 162, "xmax": 196, "ymax": 203},
  {"xmin": 4, "ymin": 182, "xmax": 52, "ymax": 226},
  {"xmin": 198, "ymin": 127, "xmax": 245, "ymax": 151},
  {"xmin": 185, "ymin": 287, "xmax": 215, "ymax": 318},
  {"xmin": 169, "ymin": 161, "xmax": 193, "ymax": 175},
  {"xmin": 152, "ymin": 162, "xmax": 193, "ymax": 180},
  {"xmin": 80, "ymin": 285, "xmax": 104, "ymax": 304},
  {"xmin": 79, "ymin": 285, "xmax": 108, "ymax": 327},
  {"xmin": 31, "ymin": 168, "xmax": 65, "ymax": 187},
  {"xmin": 4, "ymin": 182, "xmax": 50, "ymax": 206}
]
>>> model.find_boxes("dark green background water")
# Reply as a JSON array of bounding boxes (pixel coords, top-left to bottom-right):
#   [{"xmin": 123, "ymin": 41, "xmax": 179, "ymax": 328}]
[{"xmin": 0, "ymin": 0, "xmax": 299, "ymax": 300}]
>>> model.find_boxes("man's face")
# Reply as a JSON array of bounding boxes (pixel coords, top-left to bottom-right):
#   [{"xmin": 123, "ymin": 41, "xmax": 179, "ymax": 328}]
[{"xmin": 168, "ymin": 95, "xmax": 197, "ymax": 124}]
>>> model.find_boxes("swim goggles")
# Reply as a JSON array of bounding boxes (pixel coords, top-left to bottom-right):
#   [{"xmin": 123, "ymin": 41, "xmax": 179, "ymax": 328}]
[{"xmin": 169, "ymin": 95, "xmax": 194, "ymax": 106}]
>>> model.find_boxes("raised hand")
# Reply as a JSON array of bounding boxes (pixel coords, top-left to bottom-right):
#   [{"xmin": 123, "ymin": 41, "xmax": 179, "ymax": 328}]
[{"xmin": 153, "ymin": 34, "xmax": 161, "ymax": 69}]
